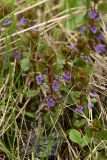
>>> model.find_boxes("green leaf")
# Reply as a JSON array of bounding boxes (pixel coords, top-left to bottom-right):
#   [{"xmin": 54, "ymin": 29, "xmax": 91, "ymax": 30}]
[
  {"xmin": 64, "ymin": 0, "xmax": 85, "ymax": 8},
  {"xmin": 70, "ymin": 91, "xmax": 80, "ymax": 104},
  {"xmin": 91, "ymin": 98, "xmax": 97, "ymax": 104},
  {"xmin": 53, "ymin": 28, "xmax": 62, "ymax": 40},
  {"xmin": 73, "ymin": 119, "xmax": 86, "ymax": 128},
  {"xmin": 54, "ymin": 64, "xmax": 63, "ymax": 75},
  {"xmin": 55, "ymin": 105, "xmax": 63, "ymax": 116},
  {"xmin": 63, "ymin": 0, "xmax": 86, "ymax": 29},
  {"xmin": 21, "ymin": 58, "xmax": 31, "ymax": 72},
  {"xmin": 98, "ymin": 2, "xmax": 107, "ymax": 14},
  {"xmin": 53, "ymin": 53, "xmax": 65, "ymax": 75},
  {"xmin": 68, "ymin": 129, "xmax": 82, "ymax": 145},
  {"xmin": 67, "ymin": 15, "xmax": 84, "ymax": 30},
  {"xmin": 65, "ymin": 91, "xmax": 80, "ymax": 105},
  {"xmin": 73, "ymin": 58, "xmax": 86, "ymax": 68},
  {"xmin": 59, "ymin": 85, "xmax": 70, "ymax": 93},
  {"xmin": 85, "ymin": 0, "xmax": 91, "ymax": 9},
  {"xmin": 37, "ymin": 42, "xmax": 48, "ymax": 53},
  {"xmin": 23, "ymin": 52, "xmax": 30, "ymax": 58},
  {"xmin": 85, "ymin": 127, "xmax": 93, "ymax": 138},
  {"xmin": 2, "ymin": 0, "xmax": 12, "ymax": 2},
  {"xmin": 85, "ymin": 65, "xmax": 93, "ymax": 76},
  {"xmin": 25, "ymin": 89, "xmax": 39, "ymax": 97},
  {"xmin": 101, "ymin": 130, "xmax": 107, "ymax": 140},
  {"xmin": 80, "ymin": 135, "xmax": 92, "ymax": 147},
  {"xmin": 68, "ymin": 129, "xmax": 91, "ymax": 147},
  {"xmin": 25, "ymin": 112, "xmax": 35, "ymax": 118},
  {"xmin": 70, "ymin": 91, "xmax": 81, "ymax": 98}
]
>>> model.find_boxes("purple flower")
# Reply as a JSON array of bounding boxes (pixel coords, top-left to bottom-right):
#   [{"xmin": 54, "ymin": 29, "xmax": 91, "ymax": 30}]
[
  {"xmin": 62, "ymin": 72, "xmax": 71, "ymax": 83},
  {"xmin": 97, "ymin": 34, "xmax": 104, "ymax": 41},
  {"xmin": 95, "ymin": 44, "xmax": 105, "ymax": 54},
  {"xmin": 89, "ymin": 93, "xmax": 97, "ymax": 98},
  {"xmin": 3, "ymin": 19, "xmax": 11, "ymax": 26},
  {"xmin": 52, "ymin": 81, "xmax": 58, "ymax": 91},
  {"xmin": 90, "ymin": 26, "xmax": 98, "ymax": 33},
  {"xmin": 88, "ymin": 103, "xmax": 94, "ymax": 109},
  {"xmin": 68, "ymin": 45, "xmax": 77, "ymax": 52},
  {"xmin": 54, "ymin": 75, "xmax": 59, "ymax": 80},
  {"xmin": 76, "ymin": 106, "xmax": 83, "ymax": 113},
  {"xmin": 36, "ymin": 74, "xmax": 43, "ymax": 85},
  {"xmin": 81, "ymin": 56, "xmax": 89, "ymax": 62},
  {"xmin": 19, "ymin": 18, "xmax": 27, "ymax": 25},
  {"xmin": 13, "ymin": 51, "xmax": 21, "ymax": 60},
  {"xmin": 89, "ymin": 10, "xmax": 98, "ymax": 19},
  {"xmin": 47, "ymin": 98, "xmax": 56, "ymax": 107},
  {"xmin": 80, "ymin": 26, "xmax": 86, "ymax": 34}
]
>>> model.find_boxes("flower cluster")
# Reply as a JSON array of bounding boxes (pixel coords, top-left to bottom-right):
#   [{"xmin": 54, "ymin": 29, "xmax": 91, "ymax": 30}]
[
  {"xmin": 8, "ymin": 4, "xmax": 104, "ymax": 116},
  {"xmin": 80, "ymin": 7, "xmax": 106, "ymax": 58},
  {"xmin": 35, "ymin": 72, "xmax": 72, "ymax": 107}
]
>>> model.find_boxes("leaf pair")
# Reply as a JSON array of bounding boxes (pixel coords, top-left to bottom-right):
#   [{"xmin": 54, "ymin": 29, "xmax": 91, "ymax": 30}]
[{"xmin": 68, "ymin": 129, "xmax": 91, "ymax": 147}]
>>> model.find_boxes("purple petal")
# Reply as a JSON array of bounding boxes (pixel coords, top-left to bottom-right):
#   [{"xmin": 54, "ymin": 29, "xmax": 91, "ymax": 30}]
[
  {"xmin": 95, "ymin": 44, "xmax": 105, "ymax": 54},
  {"xmin": 90, "ymin": 26, "xmax": 98, "ymax": 33},
  {"xmin": 88, "ymin": 103, "xmax": 94, "ymax": 109},
  {"xmin": 52, "ymin": 81, "xmax": 59, "ymax": 91},
  {"xmin": 3, "ymin": 19, "xmax": 12, "ymax": 26},
  {"xmin": 89, "ymin": 10, "xmax": 98, "ymax": 19},
  {"xmin": 36, "ymin": 74, "xmax": 43, "ymax": 85},
  {"xmin": 89, "ymin": 93, "xmax": 97, "ymax": 98},
  {"xmin": 13, "ymin": 51, "xmax": 21, "ymax": 60},
  {"xmin": 62, "ymin": 72, "xmax": 71, "ymax": 83},
  {"xmin": 19, "ymin": 18, "xmax": 27, "ymax": 25},
  {"xmin": 47, "ymin": 98, "xmax": 56, "ymax": 107},
  {"xmin": 76, "ymin": 106, "xmax": 83, "ymax": 113}
]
